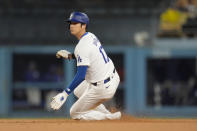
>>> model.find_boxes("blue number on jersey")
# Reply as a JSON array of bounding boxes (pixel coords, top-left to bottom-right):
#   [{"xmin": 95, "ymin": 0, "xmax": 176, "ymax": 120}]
[
  {"xmin": 99, "ymin": 45, "xmax": 109, "ymax": 64},
  {"xmin": 93, "ymin": 37, "xmax": 109, "ymax": 64}
]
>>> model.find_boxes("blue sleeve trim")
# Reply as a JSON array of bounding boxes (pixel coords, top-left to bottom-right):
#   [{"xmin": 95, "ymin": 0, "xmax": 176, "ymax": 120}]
[{"xmin": 65, "ymin": 66, "xmax": 88, "ymax": 95}]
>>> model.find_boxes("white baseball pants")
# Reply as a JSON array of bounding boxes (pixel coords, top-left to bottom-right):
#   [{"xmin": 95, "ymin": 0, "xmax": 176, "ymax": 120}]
[{"xmin": 71, "ymin": 70, "xmax": 120, "ymax": 120}]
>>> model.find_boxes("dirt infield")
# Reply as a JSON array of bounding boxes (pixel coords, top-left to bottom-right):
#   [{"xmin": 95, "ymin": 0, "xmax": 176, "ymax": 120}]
[{"xmin": 1, "ymin": 115, "xmax": 197, "ymax": 131}]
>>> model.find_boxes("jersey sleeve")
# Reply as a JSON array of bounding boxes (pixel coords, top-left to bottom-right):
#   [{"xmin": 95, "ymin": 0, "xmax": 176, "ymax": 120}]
[{"xmin": 65, "ymin": 66, "xmax": 87, "ymax": 95}]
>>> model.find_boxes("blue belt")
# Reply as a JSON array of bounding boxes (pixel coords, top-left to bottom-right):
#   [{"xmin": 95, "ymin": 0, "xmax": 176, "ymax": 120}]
[{"xmin": 92, "ymin": 68, "xmax": 115, "ymax": 86}]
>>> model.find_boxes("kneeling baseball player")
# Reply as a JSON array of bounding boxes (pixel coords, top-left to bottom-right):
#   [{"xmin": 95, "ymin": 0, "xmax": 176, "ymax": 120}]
[{"xmin": 50, "ymin": 11, "xmax": 121, "ymax": 120}]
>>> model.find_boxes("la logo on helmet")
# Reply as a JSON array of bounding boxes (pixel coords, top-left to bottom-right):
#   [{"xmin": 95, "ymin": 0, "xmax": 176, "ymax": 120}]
[{"xmin": 69, "ymin": 14, "xmax": 73, "ymax": 19}]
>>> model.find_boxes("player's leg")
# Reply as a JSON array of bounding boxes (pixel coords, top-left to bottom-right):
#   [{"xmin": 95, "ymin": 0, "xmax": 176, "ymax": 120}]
[
  {"xmin": 79, "ymin": 110, "xmax": 121, "ymax": 120},
  {"xmin": 70, "ymin": 92, "xmax": 121, "ymax": 120},
  {"xmin": 71, "ymin": 84, "xmax": 112, "ymax": 120},
  {"xmin": 74, "ymin": 80, "xmax": 88, "ymax": 98},
  {"xmin": 100, "ymin": 69, "xmax": 120, "ymax": 99},
  {"xmin": 74, "ymin": 80, "xmax": 112, "ymax": 115},
  {"xmin": 92, "ymin": 70, "xmax": 121, "ymax": 118},
  {"xmin": 94, "ymin": 103, "xmax": 111, "ymax": 114},
  {"xmin": 92, "ymin": 70, "xmax": 121, "ymax": 119},
  {"xmin": 70, "ymin": 71, "xmax": 120, "ymax": 120}
]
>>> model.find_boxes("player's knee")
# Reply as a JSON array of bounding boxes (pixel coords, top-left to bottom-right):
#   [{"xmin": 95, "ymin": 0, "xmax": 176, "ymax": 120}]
[
  {"xmin": 70, "ymin": 107, "xmax": 75, "ymax": 118},
  {"xmin": 70, "ymin": 107, "xmax": 79, "ymax": 119},
  {"xmin": 74, "ymin": 89, "xmax": 80, "ymax": 98},
  {"xmin": 73, "ymin": 83, "xmax": 86, "ymax": 98}
]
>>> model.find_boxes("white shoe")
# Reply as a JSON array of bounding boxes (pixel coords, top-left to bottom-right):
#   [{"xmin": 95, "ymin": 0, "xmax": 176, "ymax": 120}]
[{"xmin": 106, "ymin": 111, "xmax": 121, "ymax": 120}]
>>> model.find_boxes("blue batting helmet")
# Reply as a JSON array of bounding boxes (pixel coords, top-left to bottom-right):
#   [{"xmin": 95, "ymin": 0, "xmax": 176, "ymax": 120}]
[{"xmin": 66, "ymin": 12, "xmax": 89, "ymax": 25}]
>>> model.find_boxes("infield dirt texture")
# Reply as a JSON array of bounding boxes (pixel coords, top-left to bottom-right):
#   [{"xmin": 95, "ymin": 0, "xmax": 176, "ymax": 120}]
[{"xmin": 1, "ymin": 115, "xmax": 197, "ymax": 131}]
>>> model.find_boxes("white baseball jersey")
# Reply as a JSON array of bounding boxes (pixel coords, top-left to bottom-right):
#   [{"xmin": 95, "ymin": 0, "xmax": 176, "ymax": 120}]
[{"xmin": 74, "ymin": 32, "xmax": 114, "ymax": 83}]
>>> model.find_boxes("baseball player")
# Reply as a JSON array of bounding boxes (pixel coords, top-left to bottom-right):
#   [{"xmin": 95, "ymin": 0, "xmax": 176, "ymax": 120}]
[{"xmin": 50, "ymin": 11, "xmax": 121, "ymax": 120}]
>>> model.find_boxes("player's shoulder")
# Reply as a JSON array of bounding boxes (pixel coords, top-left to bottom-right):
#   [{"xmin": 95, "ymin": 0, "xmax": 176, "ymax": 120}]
[
  {"xmin": 78, "ymin": 32, "xmax": 94, "ymax": 46},
  {"xmin": 81, "ymin": 32, "xmax": 95, "ymax": 41},
  {"xmin": 87, "ymin": 32, "xmax": 96, "ymax": 37}
]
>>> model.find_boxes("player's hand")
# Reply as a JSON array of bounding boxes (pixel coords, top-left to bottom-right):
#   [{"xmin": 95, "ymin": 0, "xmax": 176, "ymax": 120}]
[
  {"xmin": 50, "ymin": 91, "xmax": 68, "ymax": 110},
  {"xmin": 56, "ymin": 50, "xmax": 71, "ymax": 59}
]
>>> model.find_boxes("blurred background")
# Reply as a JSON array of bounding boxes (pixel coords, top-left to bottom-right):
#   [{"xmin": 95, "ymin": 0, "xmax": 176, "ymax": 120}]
[{"xmin": 1, "ymin": 0, "xmax": 197, "ymax": 118}]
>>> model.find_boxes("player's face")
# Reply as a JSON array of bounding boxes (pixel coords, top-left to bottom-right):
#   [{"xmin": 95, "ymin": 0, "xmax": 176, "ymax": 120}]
[{"xmin": 69, "ymin": 22, "xmax": 84, "ymax": 36}]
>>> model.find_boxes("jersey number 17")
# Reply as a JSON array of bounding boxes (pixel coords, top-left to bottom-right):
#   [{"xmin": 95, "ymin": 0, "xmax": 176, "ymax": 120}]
[{"xmin": 99, "ymin": 45, "xmax": 109, "ymax": 64}]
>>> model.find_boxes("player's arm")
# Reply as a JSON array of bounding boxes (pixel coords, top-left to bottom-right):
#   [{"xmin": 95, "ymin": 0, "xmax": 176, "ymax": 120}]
[
  {"xmin": 51, "ymin": 66, "xmax": 87, "ymax": 110},
  {"xmin": 56, "ymin": 50, "xmax": 76, "ymax": 60},
  {"xmin": 64, "ymin": 66, "xmax": 87, "ymax": 94}
]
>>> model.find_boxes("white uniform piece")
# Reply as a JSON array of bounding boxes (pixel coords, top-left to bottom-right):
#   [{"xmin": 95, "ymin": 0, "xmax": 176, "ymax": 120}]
[{"xmin": 70, "ymin": 32, "xmax": 120, "ymax": 120}]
